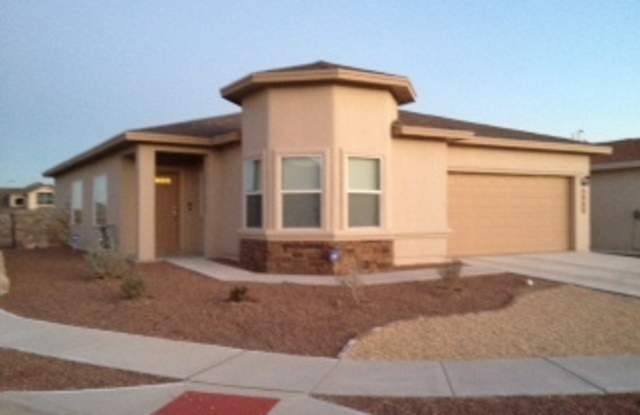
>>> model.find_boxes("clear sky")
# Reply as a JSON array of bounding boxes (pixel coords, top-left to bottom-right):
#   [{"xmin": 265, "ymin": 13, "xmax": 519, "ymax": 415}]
[{"xmin": 1, "ymin": 0, "xmax": 638, "ymax": 186}]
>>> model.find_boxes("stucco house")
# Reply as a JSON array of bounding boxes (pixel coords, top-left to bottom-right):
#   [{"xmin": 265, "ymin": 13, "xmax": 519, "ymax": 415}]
[
  {"xmin": 0, "ymin": 182, "xmax": 55, "ymax": 211},
  {"xmin": 44, "ymin": 61, "xmax": 610, "ymax": 275},
  {"xmin": 591, "ymin": 138, "xmax": 640, "ymax": 255}
]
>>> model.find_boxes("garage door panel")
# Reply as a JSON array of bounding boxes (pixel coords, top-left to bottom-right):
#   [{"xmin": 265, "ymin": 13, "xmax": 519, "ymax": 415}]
[{"xmin": 448, "ymin": 174, "xmax": 572, "ymax": 256}]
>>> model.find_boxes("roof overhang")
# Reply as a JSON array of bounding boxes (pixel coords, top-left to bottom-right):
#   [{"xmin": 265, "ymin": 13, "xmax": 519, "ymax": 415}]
[
  {"xmin": 591, "ymin": 160, "xmax": 640, "ymax": 172},
  {"xmin": 393, "ymin": 122, "xmax": 613, "ymax": 155},
  {"xmin": 392, "ymin": 123, "xmax": 474, "ymax": 141},
  {"xmin": 221, "ymin": 68, "xmax": 417, "ymax": 105},
  {"xmin": 44, "ymin": 131, "xmax": 240, "ymax": 177}
]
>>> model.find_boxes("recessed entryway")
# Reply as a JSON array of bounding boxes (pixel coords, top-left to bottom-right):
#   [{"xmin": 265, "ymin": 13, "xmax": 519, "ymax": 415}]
[{"xmin": 155, "ymin": 152, "xmax": 204, "ymax": 257}]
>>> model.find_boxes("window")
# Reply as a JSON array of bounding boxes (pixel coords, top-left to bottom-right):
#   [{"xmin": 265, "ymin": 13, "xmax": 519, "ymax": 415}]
[
  {"xmin": 71, "ymin": 180, "xmax": 83, "ymax": 225},
  {"xmin": 37, "ymin": 192, "xmax": 54, "ymax": 205},
  {"xmin": 92, "ymin": 175, "xmax": 108, "ymax": 226},
  {"xmin": 244, "ymin": 159, "xmax": 262, "ymax": 228},
  {"xmin": 348, "ymin": 157, "xmax": 381, "ymax": 227},
  {"xmin": 282, "ymin": 156, "xmax": 322, "ymax": 228},
  {"xmin": 13, "ymin": 197, "xmax": 25, "ymax": 206}
]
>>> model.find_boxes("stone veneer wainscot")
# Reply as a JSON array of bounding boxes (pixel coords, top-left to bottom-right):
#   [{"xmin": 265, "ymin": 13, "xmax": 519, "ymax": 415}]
[{"xmin": 240, "ymin": 239, "xmax": 393, "ymax": 275}]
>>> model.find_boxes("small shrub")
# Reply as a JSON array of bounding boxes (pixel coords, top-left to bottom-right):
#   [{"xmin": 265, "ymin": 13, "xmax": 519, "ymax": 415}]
[
  {"xmin": 227, "ymin": 286, "xmax": 249, "ymax": 302},
  {"xmin": 121, "ymin": 276, "xmax": 146, "ymax": 300},
  {"xmin": 338, "ymin": 271, "xmax": 363, "ymax": 305},
  {"xmin": 47, "ymin": 209, "xmax": 70, "ymax": 246},
  {"xmin": 438, "ymin": 259, "xmax": 464, "ymax": 281},
  {"xmin": 85, "ymin": 248, "xmax": 132, "ymax": 279}
]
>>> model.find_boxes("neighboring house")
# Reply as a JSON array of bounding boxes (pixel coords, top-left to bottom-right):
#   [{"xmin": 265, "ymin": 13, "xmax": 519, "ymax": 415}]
[
  {"xmin": 0, "ymin": 182, "xmax": 55, "ymax": 211},
  {"xmin": 44, "ymin": 61, "xmax": 610, "ymax": 275},
  {"xmin": 591, "ymin": 138, "xmax": 640, "ymax": 254}
]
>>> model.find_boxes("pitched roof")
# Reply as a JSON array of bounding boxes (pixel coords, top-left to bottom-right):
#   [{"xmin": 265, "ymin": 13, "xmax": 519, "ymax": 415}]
[
  {"xmin": 0, "ymin": 183, "xmax": 51, "ymax": 194},
  {"xmin": 591, "ymin": 138, "xmax": 640, "ymax": 165},
  {"xmin": 398, "ymin": 111, "xmax": 574, "ymax": 144},
  {"xmin": 126, "ymin": 110, "xmax": 574, "ymax": 144},
  {"xmin": 23, "ymin": 182, "xmax": 53, "ymax": 192},
  {"xmin": 132, "ymin": 112, "xmax": 241, "ymax": 138},
  {"xmin": 261, "ymin": 60, "xmax": 402, "ymax": 78},
  {"xmin": 221, "ymin": 60, "xmax": 416, "ymax": 105},
  {"xmin": 45, "ymin": 109, "xmax": 601, "ymax": 177}
]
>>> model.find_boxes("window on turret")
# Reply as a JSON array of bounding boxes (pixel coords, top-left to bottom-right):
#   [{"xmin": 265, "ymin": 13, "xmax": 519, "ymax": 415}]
[
  {"xmin": 282, "ymin": 156, "xmax": 322, "ymax": 228},
  {"xmin": 348, "ymin": 157, "xmax": 381, "ymax": 227}
]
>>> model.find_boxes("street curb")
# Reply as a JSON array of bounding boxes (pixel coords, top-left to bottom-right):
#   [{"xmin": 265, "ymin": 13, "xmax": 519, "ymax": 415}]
[{"xmin": 0, "ymin": 251, "xmax": 9, "ymax": 296}]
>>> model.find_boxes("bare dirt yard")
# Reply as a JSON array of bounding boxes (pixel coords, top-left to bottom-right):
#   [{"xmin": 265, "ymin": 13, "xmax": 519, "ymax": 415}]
[
  {"xmin": 347, "ymin": 284, "xmax": 640, "ymax": 361},
  {"xmin": 321, "ymin": 394, "xmax": 640, "ymax": 415},
  {"xmin": 0, "ymin": 248, "xmax": 551, "ymax": 357},
  {"xmin": 0, "ymin": 348, "xmax": 173, "ymax": 391}
]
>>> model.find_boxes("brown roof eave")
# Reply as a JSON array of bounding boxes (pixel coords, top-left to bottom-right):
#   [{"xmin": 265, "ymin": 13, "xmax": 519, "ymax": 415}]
[
  {"xmin": 43, "ymin": 133, "xmax": 129, "ymax": 177},
  {"xmin": 43, "ymin": 130, "xmax": 242, "ymax": 177}
]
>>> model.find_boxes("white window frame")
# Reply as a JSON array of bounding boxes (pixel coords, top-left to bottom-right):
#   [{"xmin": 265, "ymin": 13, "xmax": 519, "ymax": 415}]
[
  {"xmin": 347, "ymin": 155, "xmax": 383, "ymax": 229},
  {"xmin": 243, "ymin": 158, "xmax": 263, "ymax": 229},
  {"xmin": 92, "ymin": 175, "xmax": 108, "ymax": 226},
  {"xmin": 36, "ymin": 192, "xmax": 54, "ymax": 205},
  {"xmin": 71, "ymin": 180, "xmax": 83, "ymax": 225},
  {"xmin": 280, "ymin": 155, "xmax": 324, "ymax": 230}
]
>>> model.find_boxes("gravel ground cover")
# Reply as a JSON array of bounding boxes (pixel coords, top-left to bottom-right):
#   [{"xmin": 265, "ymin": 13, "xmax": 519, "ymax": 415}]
[
  {"xmin": 321, "ymin": 394, "xmax": 640, "ymax": 415},
  {"xmin": 0, "ymin": 248, "xmax": 551, "ymax": 357},
  {"xmin": 0, "ymin": 348, "xmax": 174, "ymax": 391},
  {"xmin": 347, "ymin": 284, "xmax": 640, "ymax": 361}
]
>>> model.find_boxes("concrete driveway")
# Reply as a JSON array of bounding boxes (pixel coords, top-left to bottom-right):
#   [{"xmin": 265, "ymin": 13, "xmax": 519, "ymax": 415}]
[{"xmin": 464, "ymin": 252, "xmax": 640, "ymax": 297}]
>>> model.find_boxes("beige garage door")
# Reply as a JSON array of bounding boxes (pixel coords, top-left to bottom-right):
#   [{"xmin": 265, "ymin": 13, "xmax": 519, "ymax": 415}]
[{"xmin": 448, "ymin": 174, "xmax": 572, "ymax": 256}]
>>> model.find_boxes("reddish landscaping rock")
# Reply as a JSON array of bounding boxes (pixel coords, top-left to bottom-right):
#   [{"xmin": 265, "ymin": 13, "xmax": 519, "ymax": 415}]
[
  {"xmin": 0, "ymin": 248, "xmax": 554, "ymax": 357},
  {"xmin": 0, "ymin": 348, "xmax": 173, "ymax": 391}
]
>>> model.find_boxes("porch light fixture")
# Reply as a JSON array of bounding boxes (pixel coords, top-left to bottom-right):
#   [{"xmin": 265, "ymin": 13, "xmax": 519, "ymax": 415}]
[{"xmin": 155, "ymin": 177, "xmax": 173, "ymax": 185}]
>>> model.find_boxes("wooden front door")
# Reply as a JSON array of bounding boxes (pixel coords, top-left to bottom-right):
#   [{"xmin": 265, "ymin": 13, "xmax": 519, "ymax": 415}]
[{"xmin": 155, "ymin": 172, "xmax": 180, "ymax": 256}]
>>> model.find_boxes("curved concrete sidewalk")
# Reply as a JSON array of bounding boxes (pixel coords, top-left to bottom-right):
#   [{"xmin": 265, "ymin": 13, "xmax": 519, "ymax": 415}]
[
  {"xmin": 0, "ymin": 383, "xmax": 366, "ymax": 415},
  {"xmin": 2, "ymin": 308, "xmax": 640, "ymax": 402},
  {"xmin": 166, "ymin": 256, "xmax": 498, "ymax": 286}
]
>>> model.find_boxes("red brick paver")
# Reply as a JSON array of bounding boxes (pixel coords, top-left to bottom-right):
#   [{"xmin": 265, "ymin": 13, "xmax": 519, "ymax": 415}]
[{"xmin": 153, "ymin": 391, "xmax": 279, "ymax": 415}]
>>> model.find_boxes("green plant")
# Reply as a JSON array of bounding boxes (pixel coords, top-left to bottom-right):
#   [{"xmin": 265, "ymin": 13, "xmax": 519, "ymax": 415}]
[
  {"xmin": 85, "ymin": 248, "xmax": 132, "ymax": 279},
  {"xmin": 121, "ymin": 276, "xmax": 146, "ymax": 300},
  {"xmin": 227, "ymin": 286, "xmax": 249, "ymax": 302}
]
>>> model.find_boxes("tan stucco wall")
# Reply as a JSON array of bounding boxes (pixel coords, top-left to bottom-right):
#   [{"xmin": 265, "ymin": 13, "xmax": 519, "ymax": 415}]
[
  {"xmin": 55, "ymin": 143, "xmax": 213, "ymax": 259},
  {"xmin": 240, "ymin": 84, "xmax": 397, "ymax": 240},
  {"xmin": 203, "ymin": 143, "xmax": 242, "ymax": 259},
  {"xmin": 391, "ymin": 139, "xmax": 449, "ymax": 264},
  {"xmin": 51, "ymin": 81, "xmax": 596, "ymax": 266},
  {"xmin": 448, "ymin": 145, "xmax": 591, "ymax": 252},
  {"xmin": 26, "ymin": 186, "xmax": 55, "ymax": 210},
  {"xmin": 591, "ymin": 168, "xmax": 640, "ymax": 253},
  {"xmin": 55, "ymin": 149, "xmax": 128, "ymax": 252},
  {"xmin": 8, "ymin": 194, "xmax": 25, "ymax": 208}
]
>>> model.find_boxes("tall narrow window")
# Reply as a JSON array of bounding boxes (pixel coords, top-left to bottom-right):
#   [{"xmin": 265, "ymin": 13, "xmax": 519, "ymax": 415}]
[
  {"xmin": 282, "ymin": 156, "xmax": 322, "ymax": 228},
  {"xmin": 71, "ymin": 180, "xmax": 83, "ymax": 225},
  {"xmin": 348, "ymin": 157, "xmax": 381, "ymax": 227},
  {"xmin": 244, "ymin": 159, "xmax": 262, "ymax": 228},
  {"xmin": 92, "ymin": 175, "xmax": 108, "ymax": 226}
]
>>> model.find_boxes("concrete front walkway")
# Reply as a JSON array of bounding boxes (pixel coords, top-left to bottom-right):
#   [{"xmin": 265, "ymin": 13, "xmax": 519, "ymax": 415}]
[
  {"xmin": 2, "ymin": 308, "xmax": 640, "ymax": 415},
  {"xmin": 465, "ymin": 252, "xmax": 640, "ymax": 297},
  {"xmin": 0, "ymin": 383, "xmax": 366, "ymax": 415},
  {"xmin": 166, "ymin": 256, "xmax": 498, "ymax": 286}
]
